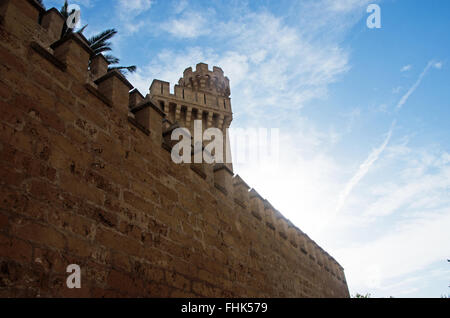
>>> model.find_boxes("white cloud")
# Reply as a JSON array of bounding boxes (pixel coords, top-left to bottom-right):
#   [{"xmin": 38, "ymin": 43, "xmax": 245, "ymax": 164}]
[
  {"xmin": 161, "ymin": 10, "xmax": 212, "ymax": 39},
  {"xmin": 128, "ymin": 47, "xmax": 215, "ymax": 94},
  {"xmin": 433, "ymin": 61, "xmax": 443, "ymax": 69},
  {"xmin": 117, "ymin": 0, "xmax": 153, "ymax": 14},
  {"xmin": 115, "ymin": 0, "xmax": 154, "ymax": 34},
  {"xmin": 363, "ymin": 149, "xmax": 450, "ymax": 218},
  {"xmin": 123, "ymin": 20, "xmax": 147, "ymax": 34},
  {"xmin": 329, "ymin": 141, "xmax": 450, "ymax": 296},
  {"xmin": 338, "ymin": 208, "xmax": 450, "ymax": 294},
  {"xmin": 401, "ymin": 64, "xmax": 412, "ymax": 72},
  {"xmin": 326, "ymin": 0, "xmax": 374, "ymax": 12},
  {"xmin": 173, "ymin": 0, "xmax": 189, "ymax": 14},
  {"xmin": 132, "ymin": 9, "xmax": 350, "ymax": 123}
]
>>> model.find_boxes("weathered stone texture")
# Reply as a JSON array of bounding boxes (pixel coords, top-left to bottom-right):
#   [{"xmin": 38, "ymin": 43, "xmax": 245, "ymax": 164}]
[{"xmin": 0, "ymin": 0, "xmax": 349, "ymax": 297}]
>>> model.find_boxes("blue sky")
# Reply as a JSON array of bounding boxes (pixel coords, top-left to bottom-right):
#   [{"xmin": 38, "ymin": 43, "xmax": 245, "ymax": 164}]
[{"xmin": 44, "ymin": 0, "xmax": 450, "ymax": 297}]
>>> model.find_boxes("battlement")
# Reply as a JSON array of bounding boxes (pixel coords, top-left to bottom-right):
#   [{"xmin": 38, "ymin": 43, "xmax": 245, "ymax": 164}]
[
  {"xmin": 149, "ymin": 76, "xmax": 232, "ymax": 131},
  {"xmin": 0, "ymin": 0, "xmax": 348, "ymax": 298},
  {"xmin": 178, "ymin": 63, "xmax": 231, "ymax": 98}
]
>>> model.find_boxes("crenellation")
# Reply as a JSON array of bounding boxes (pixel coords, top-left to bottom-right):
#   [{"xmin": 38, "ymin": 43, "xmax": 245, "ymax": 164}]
[
  {"xmin": 129, "ymin": 88, "xmax": 145, "ymax": 108},
  {"xmin": 232, "ymin": 175, "xmax": 250, "ymax": 210},
  {"xmin": 39, "ymin": 8, "xmax": 65, "ymax": 45},
  {"xmin": 90, "ymin": 53, "xmax": 110, "ymax": 80},
  {"xmin": 325, "ymin": 256, "xmax": 334, "ymax": 275},
  {"xmin": 335, "ymin": 261, "xmax": 346, "ymax": 283},
  {"xmin": 287, "ymin": 226, "xmax": 298, "ymax": 248},
  {"xmin": 150, "ymin": 80, "xmax": 170, "ymax": 98},
  {"xmin": 131, "ymin": 99, "xmax": 165, "ymax": 144},
  {"xmin": 299, "ymin": 232, "xmax": 309, "ymax": 253},
  {"xmin": 1, "ymin": 0, "xmax": 43, "ymax": 50},
  {"xmin": 95, "ymin": 70, "xmax": 133, "ymax": 114},
  {"xmin": 0, "ymin": 0, "xmax": 349, "ymax": 297},
  {"xmin": 196, "ymin": 62, "xmax": 209, "ymax": 73},
  {"xmin": 51, "ymin": 32, "xmax": 93, "ymax": 82},
  {"xmin": 263, "ymin": 200, "xmax": 277, "ymax": 231},
  {"xmin": 308, "ymin": 246, "xmax": 317, "ymax": 263},
  {"xmin": 315, "ymin": 245, "xmax": 325, "ymax": 267},
  {"xmin": 249, "ymin": 189, "xmax": 264, "ymax": 221},
  {"xmin": 213, "ymin": 163, "xmax": 234, "ymax": 198},
  {"xmin": 276, "ymin": 217, "xmax": 289, "ymax": 241}
]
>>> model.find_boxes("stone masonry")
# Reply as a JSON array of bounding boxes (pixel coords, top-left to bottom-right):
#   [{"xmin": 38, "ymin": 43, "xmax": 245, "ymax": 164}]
[{"xmin": 0, "ymin": 0, "xmax": 349, "ymax": 297}]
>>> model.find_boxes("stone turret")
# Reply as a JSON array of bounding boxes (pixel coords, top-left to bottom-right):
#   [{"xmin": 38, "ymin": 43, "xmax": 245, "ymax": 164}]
[
  {"xmin": 149, "ymin": 62, "xmax": 234, "ymax": 170},
  {"xmin": 149, "ymin": 63, "xmax": 233, "ymax": 133},
  {"xmin": 178, "ymin": 63, "xmax": 231, "ymax": 98}
]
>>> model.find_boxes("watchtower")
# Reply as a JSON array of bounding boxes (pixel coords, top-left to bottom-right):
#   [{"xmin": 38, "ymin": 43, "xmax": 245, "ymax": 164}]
[{"xmin": 149, "ymin": 63, "xmax": 233, "ymax": 167}]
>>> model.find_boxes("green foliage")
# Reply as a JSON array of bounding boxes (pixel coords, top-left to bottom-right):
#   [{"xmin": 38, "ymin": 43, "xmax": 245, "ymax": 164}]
[
  {"xmin": 109, "ymin": 65, "xmax": 137, "ymax": 74},
  {"xmin": 87, "ymin": 28, "xmax": 117, "ymax": 54},
  {"xmin": 353, "ymin": 293, "xmax": 371, "ymax": 298},
  {"xmin": 36, "ymin": 0, "xmax": 45, "ymax": 8},
  {"xmin": 58, "ymin": 1, "xmax": 136, "ymax": 75}
]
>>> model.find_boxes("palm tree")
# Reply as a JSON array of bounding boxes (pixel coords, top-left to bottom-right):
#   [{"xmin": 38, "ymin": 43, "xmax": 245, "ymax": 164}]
[
  {"xmin": 59, "ymin": 0, "xmax": 82, "ymax": 39},
  {"xmin": 86, "ymin": 29, "xmax": 137, "ymax": 74},
  {"xmin": 58, "ymin": 0, "xmax": 136, "ymax": 74}
]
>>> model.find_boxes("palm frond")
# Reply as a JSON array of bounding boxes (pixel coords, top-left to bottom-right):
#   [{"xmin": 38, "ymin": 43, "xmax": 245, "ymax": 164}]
[
  {"xmin": 36, "ymin": 0, "xmax": 45, "ymax": 9},
  {"xmin": 90, "ymin": 41, "xmax": 113, "ymax": 51},
  {"xmin": 109, "ymin": 65, "xmax": 137, "ymax": 74},
  {"xmin": 60, "ymin": 0, "xmax": 69, "ymax": 18},
  {"xmin": 92, "ymin": 46, "xmax": 112, "ymax": 55},
  {"xmin": 104, "ymin": 55, "xmax": 120, "ymax": 64},
  {"xmin": 77, "ymin": 24, "xmax": 88, "ymax": 35},
  {"xmin": 87, "ymin": 29, "xmax": 118, "ymax": 47}
]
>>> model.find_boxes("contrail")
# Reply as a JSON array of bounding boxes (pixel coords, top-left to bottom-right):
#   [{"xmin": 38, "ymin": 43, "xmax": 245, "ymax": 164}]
[
  {"xmin": 334, "ymin": 60, "xmax": 439, "ymax": 215},
  {"xmin": 335, "ymin": 120, "xmax": 396, "ymax": 215},
  {"xmin": 396, "ymin": 61, "xmax": 434, "ymax": 110}
]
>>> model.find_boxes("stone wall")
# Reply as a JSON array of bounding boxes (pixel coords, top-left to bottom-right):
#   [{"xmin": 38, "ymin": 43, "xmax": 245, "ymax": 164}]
[{"xmin": 0, "ymin": 0, "xmax": 349, "ymax": 297}]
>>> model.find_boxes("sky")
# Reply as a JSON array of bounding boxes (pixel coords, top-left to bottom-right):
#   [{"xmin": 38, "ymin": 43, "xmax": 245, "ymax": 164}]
[{"xmin": 43, "ymin": 0, "xmax": 450, "ymax": 298}]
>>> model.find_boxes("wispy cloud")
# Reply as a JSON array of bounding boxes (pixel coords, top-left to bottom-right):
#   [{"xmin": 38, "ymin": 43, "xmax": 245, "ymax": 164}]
[
  {"xmin": 326, "ymin": 0, "xmax": 374, "ymax": 12},
  {"xmin": 172, "ymin": 0, "xmax": 189, "ymax": 14},
  {"xmin": 433, "ymin": 61, "xmax": 443, "ymax": 69},
  {"xmin": 331, "ymin": 140, "xmax": 450, "ymax": 296},
  {"xmin": 338, "ymin": 206, "xmax": 450, "ymax": 294},
  {"xmin": 400, "ymin": 64, "xmax": 412, "ymax": 72},
  {"xmin": 117, "ymin": 0, "xmax": 153, "ymax": 14},
  {"xmin": 114, "ymin": 0, "xmax": 154, "ymax": 34},
  {"xmin": 160, "ymin": 10, "xmax": 213, "ymax": 39},
  {"xmin": 135, "ymin": 8, "xmax": 350, "ymax": 126}
]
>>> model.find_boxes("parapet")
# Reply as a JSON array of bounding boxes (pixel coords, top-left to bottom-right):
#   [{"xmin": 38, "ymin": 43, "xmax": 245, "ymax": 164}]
[
  {"xmin": 179, "ymin": 63, "xmax": 231, "ymax": 98},
  {"xmin": 149, "ymin": 66, "xmax": 233, "ymax": 132}
]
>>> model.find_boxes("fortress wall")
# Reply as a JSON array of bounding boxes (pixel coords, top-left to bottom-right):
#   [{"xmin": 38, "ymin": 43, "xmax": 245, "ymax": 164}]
[{"xmin": 0, "ymin": 0, "xmax": 349, "ymax": 297}]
